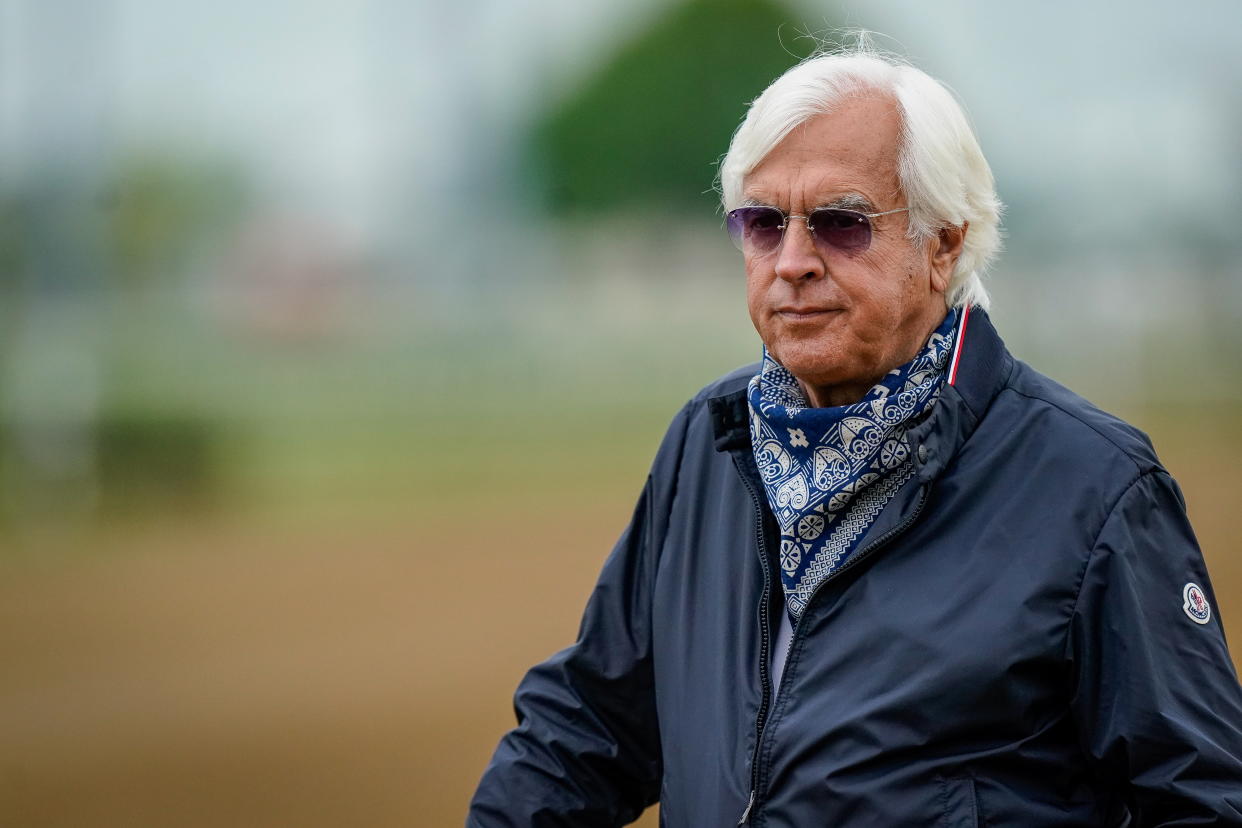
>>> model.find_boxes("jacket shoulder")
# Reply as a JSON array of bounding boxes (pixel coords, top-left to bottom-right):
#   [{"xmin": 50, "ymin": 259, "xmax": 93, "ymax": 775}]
[
  {"xmin": 1002, "ymin": 359, "xmax": 1161, "ymax": 476},
  {"xmin": 689, "ymin": 362, "xmax": 759, "ymax": 405},
  {"xmin": 645, "ymin": 363, "xmax": 757, "ymax": 476}
]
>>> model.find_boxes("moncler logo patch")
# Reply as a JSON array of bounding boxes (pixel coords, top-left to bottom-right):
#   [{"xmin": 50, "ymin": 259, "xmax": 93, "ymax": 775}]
[{"xmin": 1182, "ymin": 582, "xmax": 1211, "ymax": 625}]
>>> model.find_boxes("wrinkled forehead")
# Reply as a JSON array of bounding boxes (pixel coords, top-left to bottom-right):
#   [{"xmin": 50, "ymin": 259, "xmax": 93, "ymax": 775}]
[{"xmin": 741, "ymin": 95, "xmax": 905, "ymax": 209}]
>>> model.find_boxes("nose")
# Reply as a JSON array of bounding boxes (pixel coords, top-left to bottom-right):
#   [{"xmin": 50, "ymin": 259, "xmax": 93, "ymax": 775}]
[{"xmin": 773, "ymin": 215, "xmax": 825, "ymax": 283}]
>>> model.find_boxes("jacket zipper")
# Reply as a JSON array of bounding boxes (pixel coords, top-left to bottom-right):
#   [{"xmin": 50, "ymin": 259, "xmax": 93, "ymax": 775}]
[
  {"xmin": 792, "ymin": 481, "xmax": 930, "ymax": 641},
  {"xmin": 737, "ymin": 477, "xmax": 930, "ymax": 825},
  {"xmin": 734, "ymin": 466, "xmax": 774, "ymax": 826}
]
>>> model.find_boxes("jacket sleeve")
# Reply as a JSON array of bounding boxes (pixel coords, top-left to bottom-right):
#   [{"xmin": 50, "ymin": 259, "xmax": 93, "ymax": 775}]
[
  {"xmin": 1068, "ymin": 470, "xmax": 1242, "ymax": 825},
  {"xmin": 467, "ymin": 402, "xmax": 692, "ymax": 827}
]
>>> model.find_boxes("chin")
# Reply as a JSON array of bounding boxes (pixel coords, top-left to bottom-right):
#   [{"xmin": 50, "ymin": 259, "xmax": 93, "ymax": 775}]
[
  {"xmin": 772, "ymin": 324, "xmax": 889, "ymax": 390},
  {"xmin": 771, "ymin": 343, "xmax": 854, "ymax": 388}
]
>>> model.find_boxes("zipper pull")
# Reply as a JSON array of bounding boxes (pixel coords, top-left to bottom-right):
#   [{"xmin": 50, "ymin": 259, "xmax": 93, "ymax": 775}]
[{"xmin": 738, "ymin": 790, "xmax": 756, "ymax": 825}]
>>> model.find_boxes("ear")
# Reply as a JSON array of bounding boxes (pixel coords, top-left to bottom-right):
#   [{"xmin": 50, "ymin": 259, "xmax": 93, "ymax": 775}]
[{"xmin": 929, "ymin": 221, "xmax": 968, "ymax": 294}]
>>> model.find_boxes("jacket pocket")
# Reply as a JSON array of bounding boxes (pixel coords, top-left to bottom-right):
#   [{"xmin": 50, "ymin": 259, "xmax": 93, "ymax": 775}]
[{"xmin": 939, "ymin": 776, "xmax": 980, "ymax": 828}]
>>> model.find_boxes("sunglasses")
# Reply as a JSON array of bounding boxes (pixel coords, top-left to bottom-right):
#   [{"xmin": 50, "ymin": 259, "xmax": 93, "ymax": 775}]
[{"xmin": 726, "ymin": 205, "xmax": 909, "ymax": 256}]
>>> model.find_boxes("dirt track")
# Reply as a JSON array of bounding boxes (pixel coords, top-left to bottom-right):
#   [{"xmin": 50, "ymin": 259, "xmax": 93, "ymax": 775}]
[
  {"xmin": 0, "ymin": 499, "xmax": 658, "ymax": 827},
  {"xmin": 1, "ymin": 428, "xmax": 1238, "ymax": 827}
]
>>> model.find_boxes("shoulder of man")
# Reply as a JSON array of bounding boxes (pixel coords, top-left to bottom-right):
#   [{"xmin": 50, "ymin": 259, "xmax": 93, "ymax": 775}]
[
  {"xmin": 639, "ymin": 363, "xmax": 760, "ymax": 480},
  {"xmin": 688, "ymin": 362, "xmax": 760, "ymax": 406},
  {"xmin": 999, "ymin": 357, "xmax": 1164, "ymax": 479}
]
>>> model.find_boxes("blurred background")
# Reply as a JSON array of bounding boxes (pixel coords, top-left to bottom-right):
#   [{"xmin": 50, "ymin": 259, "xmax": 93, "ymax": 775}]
[{"xmin": 2, "ymin": 0, "xmax": 1240, "ymax": 825}]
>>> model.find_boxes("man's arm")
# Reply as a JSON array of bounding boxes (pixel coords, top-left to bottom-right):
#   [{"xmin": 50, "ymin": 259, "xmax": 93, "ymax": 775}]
[
  {"xmin": 467, "ymin": 402, "xmax": 692, "ymax": 827},
  {"xmin": 1068, "ymin": 470, "xmax": 1242, "ymax": 824}
]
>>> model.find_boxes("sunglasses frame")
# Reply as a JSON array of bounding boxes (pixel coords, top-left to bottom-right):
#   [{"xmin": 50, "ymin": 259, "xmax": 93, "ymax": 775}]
[{"xmin": 726, "ymin": 205, "xmax": 910, "ymax": 256}]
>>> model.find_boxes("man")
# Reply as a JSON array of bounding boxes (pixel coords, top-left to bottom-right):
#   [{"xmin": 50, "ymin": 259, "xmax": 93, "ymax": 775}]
[{"xmin": 469, "ymin": 45, "xmax": 1242, "ymax": 826}]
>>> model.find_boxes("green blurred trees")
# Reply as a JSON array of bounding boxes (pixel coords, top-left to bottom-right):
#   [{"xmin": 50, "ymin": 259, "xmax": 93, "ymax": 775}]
[
  {"xmin": 0, "ymin": 153, "xmax": 250, "ymax": 527},
  {"xmin": 528, "ymin": 0, "xmax": 831, "ymax": 216},
  {"xmin": 105, "ymin": 152, "xmax": 248, "ymax": 290}
]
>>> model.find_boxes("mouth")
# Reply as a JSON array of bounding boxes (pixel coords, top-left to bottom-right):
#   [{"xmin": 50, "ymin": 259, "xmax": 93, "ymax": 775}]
[{"xmin": 775, "ymin": 307, "xmax": 840, "ymax": 322}]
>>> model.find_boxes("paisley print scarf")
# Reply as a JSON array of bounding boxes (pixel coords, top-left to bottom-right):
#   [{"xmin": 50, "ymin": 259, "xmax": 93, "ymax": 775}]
[{"xmin": 747, "ymin": 309, "xmax": 958, "ymax": 619}]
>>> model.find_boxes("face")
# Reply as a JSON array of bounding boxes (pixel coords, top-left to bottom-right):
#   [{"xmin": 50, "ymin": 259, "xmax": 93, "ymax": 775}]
[{"xmin": 741, "ymin": 95, "xmax": 963, "ymax": 407}]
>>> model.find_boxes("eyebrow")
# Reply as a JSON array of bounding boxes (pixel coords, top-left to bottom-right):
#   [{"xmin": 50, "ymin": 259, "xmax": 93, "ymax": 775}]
[
  {"xmin": 815, "ymin": 193, "xmax": 876, "ymax": 212},
  {"xmin": 737, "ymin": 192, "xmax": 878, "ymax": 213}
]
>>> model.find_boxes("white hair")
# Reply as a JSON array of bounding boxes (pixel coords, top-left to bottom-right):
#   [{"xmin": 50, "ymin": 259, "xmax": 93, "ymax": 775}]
[{"xmin": 719, "ymin": 40, "xmax": 1003, "ymax": 310}]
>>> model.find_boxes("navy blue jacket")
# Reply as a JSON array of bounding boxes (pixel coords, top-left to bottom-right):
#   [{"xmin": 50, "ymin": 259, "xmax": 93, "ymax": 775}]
[{"xmin": 469, "ymin": 310, "xmax": 1242, "ymax": 826}]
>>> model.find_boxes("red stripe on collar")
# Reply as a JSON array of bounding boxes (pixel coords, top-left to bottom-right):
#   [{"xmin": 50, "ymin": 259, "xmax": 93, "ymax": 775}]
[{"xmin": 947, "ymin": 305, "xmax": 971, "ymax": 386}]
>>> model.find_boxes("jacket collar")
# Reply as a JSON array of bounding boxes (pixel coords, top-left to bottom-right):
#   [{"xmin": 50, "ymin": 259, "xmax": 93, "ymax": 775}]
[{"xmin": 708, "ymin": 307, "xmax": 1013, "ymax": 482}]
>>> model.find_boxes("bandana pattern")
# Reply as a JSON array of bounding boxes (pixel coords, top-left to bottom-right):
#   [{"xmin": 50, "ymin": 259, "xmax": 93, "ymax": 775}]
[{"xmin": 747, "ymin": 310, "xmax": 958, "ymax": 618}]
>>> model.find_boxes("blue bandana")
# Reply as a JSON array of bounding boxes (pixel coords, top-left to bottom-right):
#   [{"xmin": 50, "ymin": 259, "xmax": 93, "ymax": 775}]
[{"xmin": 748, "ymin": 309, "xmax": 958, "ymax": 619}]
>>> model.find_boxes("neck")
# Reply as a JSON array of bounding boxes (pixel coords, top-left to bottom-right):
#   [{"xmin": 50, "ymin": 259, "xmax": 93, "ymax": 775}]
[{"xmin": 799, "ymin": 378, "xmax": 880, "ymax": 408}]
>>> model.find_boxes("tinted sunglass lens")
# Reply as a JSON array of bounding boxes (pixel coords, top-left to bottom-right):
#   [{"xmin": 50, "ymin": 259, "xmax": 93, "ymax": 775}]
[
  {"xmin": 812, "ymin": 209, "xmax": 871, "ymax": 252},
  {"xmin": 727, "ymin": 207, "xmax": 784, "ymax": 253}
]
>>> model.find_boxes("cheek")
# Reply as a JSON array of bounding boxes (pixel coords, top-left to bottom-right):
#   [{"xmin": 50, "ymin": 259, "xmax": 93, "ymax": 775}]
[
  {"xmin": 835, "ymin": 252, "xmax": 919, "ymax": 338},
  {"xmin": 867, "ymin": 243, "xmax": 925, "ymax": 300},
  {"xmin": 744, "ymin": 265, "xmax": 770, "ymax": 332},
  {"xmin": 839, "ymin": 252, "xmax": 900, "ymax": 303}
]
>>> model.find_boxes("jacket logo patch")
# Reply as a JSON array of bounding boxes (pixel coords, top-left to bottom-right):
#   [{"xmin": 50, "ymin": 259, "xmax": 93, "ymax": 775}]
[{"xmin": 1182, "ymin": 582, "xmax": 1211, "ymax": 625}]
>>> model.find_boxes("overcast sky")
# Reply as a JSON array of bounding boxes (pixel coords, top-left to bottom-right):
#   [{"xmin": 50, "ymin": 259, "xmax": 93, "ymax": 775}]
[{"xmin": 2, "ymin": 0, "xmax": 1240, "ymax": 248}]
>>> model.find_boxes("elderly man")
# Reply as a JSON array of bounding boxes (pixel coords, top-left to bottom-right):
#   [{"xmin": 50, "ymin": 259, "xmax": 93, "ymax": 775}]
[{"xmin": 469, "ymin": 46, "xmax": 1242, "ymax": 826}]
